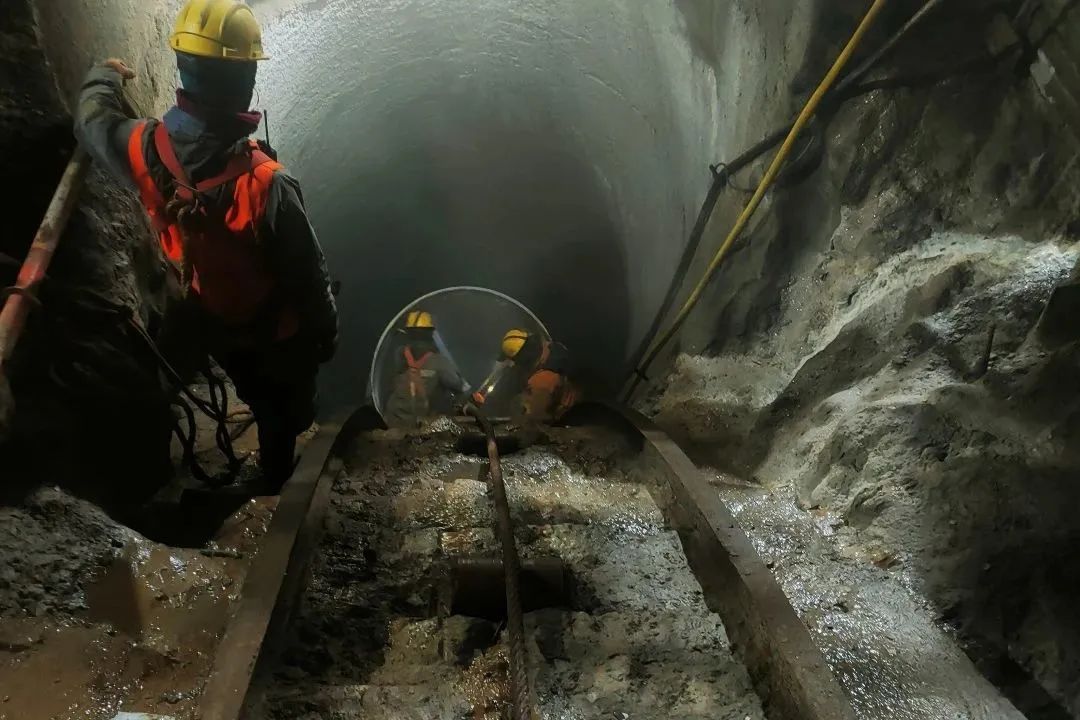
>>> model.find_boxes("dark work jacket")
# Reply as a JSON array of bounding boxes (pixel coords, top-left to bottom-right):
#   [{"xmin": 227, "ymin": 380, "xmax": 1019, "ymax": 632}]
[
  {"xmin": 384, "ymin": 334, "xmax": 470, "ymax": 425},
  {"xmin": 74, "ymin": 65, "xmax": 338, "ymax": 346}
]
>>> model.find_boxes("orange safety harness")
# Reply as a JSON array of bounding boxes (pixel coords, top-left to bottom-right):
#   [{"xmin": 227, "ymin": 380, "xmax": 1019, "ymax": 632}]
[
  {"xmin": 404, "ymin": 346, "xmax": 433, "ymax": 407},
  {"xmin": 127, "ymin": 120, "xmax": 298, "ymax": 342}
]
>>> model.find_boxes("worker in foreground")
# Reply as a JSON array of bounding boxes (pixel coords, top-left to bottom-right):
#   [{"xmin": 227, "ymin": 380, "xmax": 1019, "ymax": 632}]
[
  {"xmin": 74, "ymin": 0, "xmax": 338, "ymax": 491},
  {"xmin": 474, "ymin": 329, "xmax": 577, "ymax": 421},
  {"xmin": 384, "ymin": 311, "xmax": 471, "ymax": 428}
]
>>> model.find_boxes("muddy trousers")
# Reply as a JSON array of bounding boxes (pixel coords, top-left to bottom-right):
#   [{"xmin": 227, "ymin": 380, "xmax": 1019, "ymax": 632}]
[{"xmin": 213, "ymin": 336, "xmax": 319, "ymax": 491}]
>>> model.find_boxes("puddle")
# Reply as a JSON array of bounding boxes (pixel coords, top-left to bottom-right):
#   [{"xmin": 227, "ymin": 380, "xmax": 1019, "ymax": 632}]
[
  {"xmin": 0, "ymin": 497, "xmax": 272, "ymax": 720},
  {"xmin": 84, "ymin": 540, "xmax": 236, "ymax": 651}
]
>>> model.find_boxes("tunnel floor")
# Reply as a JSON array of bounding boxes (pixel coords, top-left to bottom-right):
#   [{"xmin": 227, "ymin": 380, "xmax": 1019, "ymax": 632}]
[
  {"xmin": 250, "ymin": 423, "xmax": 766, "ymax": 719},
  {"xmin": 0, "ymin": 413, "xmax": 1059, "ymax": 719}
]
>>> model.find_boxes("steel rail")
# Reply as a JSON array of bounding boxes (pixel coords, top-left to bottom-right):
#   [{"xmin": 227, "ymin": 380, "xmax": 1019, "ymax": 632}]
[
  {"xmin": 573, "ymin": 403, "xmax": 857, "ymax": 720},
  {"xmin": 196, "ymin": 407, "xmax": 382, "ymax": 720},
  {"xmin": 197, "ymin": 403, "xmax": 854, "ymax": 720}
]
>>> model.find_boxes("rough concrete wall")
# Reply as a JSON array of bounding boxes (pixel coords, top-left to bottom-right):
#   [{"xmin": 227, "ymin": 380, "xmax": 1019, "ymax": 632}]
[{"xmin": 253, "ymin": 0, "xmax": 817, "ymax": 405}]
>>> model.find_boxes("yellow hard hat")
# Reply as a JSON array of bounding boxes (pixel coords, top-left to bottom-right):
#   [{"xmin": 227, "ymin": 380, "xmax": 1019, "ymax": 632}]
[
  {"xmin": 170, "ymin": 0, "xmax": 268, "ymax": 61},
  {"xmin": 405, "ymin": 311, "xmax": 434, "ymax": 329},
  {"xmin": 502, "ymin": 329, "xmax": 530, "ymax": 359}
]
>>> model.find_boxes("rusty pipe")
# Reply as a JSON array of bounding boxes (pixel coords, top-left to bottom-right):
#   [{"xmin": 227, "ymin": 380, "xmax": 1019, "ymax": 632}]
[
  {"xmin": 0, "ymin": 147, "xmax": 90, "ymax": 433},
  {"xmin": 0, "ymin": 147, "xmax": 90, "ymax": 364},
  {"xmin": 0, "ymin": 83, "xmax": 142, "ymax": 439}
]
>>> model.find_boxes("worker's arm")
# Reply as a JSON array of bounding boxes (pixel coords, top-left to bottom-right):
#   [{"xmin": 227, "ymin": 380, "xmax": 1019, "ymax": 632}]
[
  {"xmin": 431, "ymin": 355, "xmax": 471, "ymax": 395},
  {"xmin": 74, "ymin": 60, "xmax": 141, "ymax": 185},
  {"xmin": 472, "ymin": 359, "xmax": 513, "ymax": 404},
  {"xmin": 263, "ymin": 172, "xmax": 339, "ymax": 361}
]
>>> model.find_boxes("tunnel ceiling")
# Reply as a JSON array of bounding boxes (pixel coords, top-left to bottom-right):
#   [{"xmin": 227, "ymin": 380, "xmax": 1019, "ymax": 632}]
[{"xmin": 253, "ymin": 0, "xmax": 790, "ymax": 401}]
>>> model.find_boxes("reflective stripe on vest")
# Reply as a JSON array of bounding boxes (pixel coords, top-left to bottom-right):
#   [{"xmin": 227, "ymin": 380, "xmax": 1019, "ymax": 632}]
[
  {"xmin": 404, "ymin": 347, "xmax": 434, "ymax": 401},
  {"xmin": 126, "ymin": 120, "xmax": 298, "ymax": 340}
]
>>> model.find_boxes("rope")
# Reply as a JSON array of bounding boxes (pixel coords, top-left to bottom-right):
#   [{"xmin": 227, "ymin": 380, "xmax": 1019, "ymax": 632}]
[
  {"xmin": 465, "ymin": 405, "xmax": 538, "ymax": 720},
  {"xmin": 621, "ymin": 0, "xmax": 890, "ymax": 398}
]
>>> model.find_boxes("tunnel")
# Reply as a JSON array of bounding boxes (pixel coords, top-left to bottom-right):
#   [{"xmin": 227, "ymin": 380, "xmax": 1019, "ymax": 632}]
[
  {"xmin": 3, "ymin": 0, "xmax": 1080, "ymax": 718},
  {"xmin": 250, "ymin": 0, "xmax": 815, "ymax": 401}
]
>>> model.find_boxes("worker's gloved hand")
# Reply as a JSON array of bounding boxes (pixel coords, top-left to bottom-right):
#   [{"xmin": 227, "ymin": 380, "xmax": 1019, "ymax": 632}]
[
  {"xmin": 471, "ymin": 391, "xmax": 486, "ymax": 406},
  {"xmin": 104, "ymin": 58, "xmax": 136, "ymax": 81}
]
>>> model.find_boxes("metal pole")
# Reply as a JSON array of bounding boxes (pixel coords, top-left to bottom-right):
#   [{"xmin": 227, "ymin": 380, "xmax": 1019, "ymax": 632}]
[
  {"xmin": 0, "ymin": 148, "xmax": 90, "ymax": 363},
  {"xmin": 0, "ymin": 148, "xmax": 90, "ymax": 432}
]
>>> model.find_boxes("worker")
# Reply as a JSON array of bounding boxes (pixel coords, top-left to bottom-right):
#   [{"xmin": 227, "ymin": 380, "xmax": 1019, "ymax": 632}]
[
  {"xmin": 383, "ymin": 311, "xmax": 471, "ymax": 427},
  {"xmin": 474, "ymin": 329, "xmax": 577, "ymax": 421},
  {"xmin": 74, "ymin": 0, "xmax": 338, "ymax": 492}
]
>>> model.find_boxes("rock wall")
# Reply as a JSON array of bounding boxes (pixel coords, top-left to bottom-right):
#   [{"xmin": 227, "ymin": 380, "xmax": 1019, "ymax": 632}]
[
  {"xmin": 649, "ymin": 5, "xmax": 1080, "ymax": 714},
  {"xmin": 0, "ymin": 0, "xmax": 178, "ymax": 504},
  {"xmin": 32, "ymin": 0, "xmax": 181, "ymax": 116}
]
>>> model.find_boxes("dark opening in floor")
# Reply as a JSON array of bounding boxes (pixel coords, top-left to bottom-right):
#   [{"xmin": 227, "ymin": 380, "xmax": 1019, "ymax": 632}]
[
  {"xmin": 443, "ymin": 556, "xmax": 572, "ymax": 621},
  {"xmin": 456, "ymin": 433, "xmax": 524, "ymax": 458}
]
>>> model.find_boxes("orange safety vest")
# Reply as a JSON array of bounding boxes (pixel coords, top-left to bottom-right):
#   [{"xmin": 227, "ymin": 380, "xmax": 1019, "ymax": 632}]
[
  {"xmin": 404, "ymin": 347, "xmax": 433, "ymax": 402},
  {"xmin": 127, "ymin": 120, "xmax": 298, "ymax": 341},
  {"xmin": 523, "ymin": 368, "xmax": 577, "ymax": 419}
]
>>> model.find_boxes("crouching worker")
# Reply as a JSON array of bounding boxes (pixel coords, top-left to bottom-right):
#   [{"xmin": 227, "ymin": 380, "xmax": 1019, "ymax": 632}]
[
  {"xmin": 384, "ymin": 311, "xmax": 471, "ymax": 427},
  {"xmin": 75, "ymin": 0, "xmax": 338, "ymax": 491},
  {"xmin": 474, "ymin": 329, "xmax": 577, "ymax": 421}
]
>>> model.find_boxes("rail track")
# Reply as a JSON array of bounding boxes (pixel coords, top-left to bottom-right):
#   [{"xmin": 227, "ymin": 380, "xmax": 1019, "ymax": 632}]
[{"xmin": 194, "ymin": 403, "xmax": 856, "ymax": 720}]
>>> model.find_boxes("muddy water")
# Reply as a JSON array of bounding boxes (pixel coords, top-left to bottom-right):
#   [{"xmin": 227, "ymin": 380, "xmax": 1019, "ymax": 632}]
[
  {"xmin": 0, "ymin": 497, "xmax": 274, "ymax": 720},
  {"xmin": 253, "ymin": 423, "xmax": 764, "ymax": 719}
]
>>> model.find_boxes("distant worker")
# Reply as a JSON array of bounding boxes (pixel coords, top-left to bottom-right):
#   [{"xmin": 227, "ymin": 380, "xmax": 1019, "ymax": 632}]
[
  {"xmin": 474, "ymin": 329, "xmax": 577, "ymax": 421},
  {"xmin": 74, "ymin": 0, "xmax": 338, "ymax": 491},
  {"xmin": 384, "ymin": 311, "xmax": 471, "ymax": 427}
]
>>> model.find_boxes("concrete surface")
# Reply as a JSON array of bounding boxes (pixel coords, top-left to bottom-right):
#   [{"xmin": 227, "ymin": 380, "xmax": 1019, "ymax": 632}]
[{"xmin": 8, "ymin": 2, "xmax": 1080, "ymax": 718}]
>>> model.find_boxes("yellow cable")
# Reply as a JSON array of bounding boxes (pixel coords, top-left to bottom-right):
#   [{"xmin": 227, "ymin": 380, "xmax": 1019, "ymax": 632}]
[{"xmin": 627, "ymin": 0, "xmax": 889, "ymax": 396}]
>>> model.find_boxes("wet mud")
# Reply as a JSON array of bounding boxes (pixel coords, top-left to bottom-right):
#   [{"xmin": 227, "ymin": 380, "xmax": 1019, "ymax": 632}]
[{"xmin": 0, "ymin": 488, "xmax": 275, "ymax": 720}]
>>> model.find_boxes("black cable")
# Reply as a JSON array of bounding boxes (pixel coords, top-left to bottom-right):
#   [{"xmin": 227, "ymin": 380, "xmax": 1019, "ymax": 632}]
[
  {"xmin": 51, "ymin": 286, "xmax": 243, "ymax": 484},
  {"xmin": 172, "ymin": 394, "xmax": 234, "ymax": 487}
]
